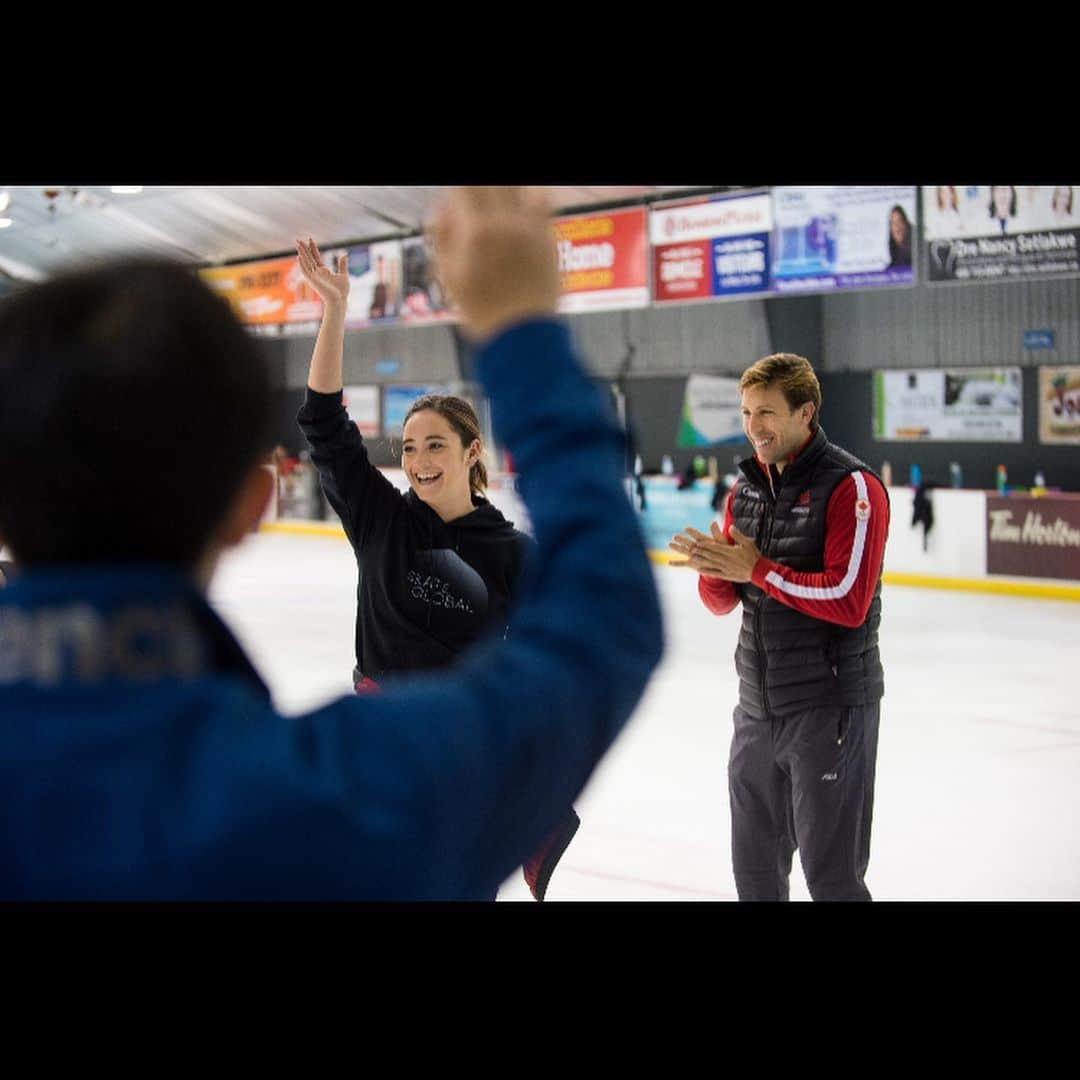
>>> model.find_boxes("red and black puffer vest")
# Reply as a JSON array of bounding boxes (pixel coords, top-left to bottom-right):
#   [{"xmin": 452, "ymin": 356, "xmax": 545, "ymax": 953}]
[{"xmin": 731, "ymin": 427, "xmax": 886, "ymax": 719}]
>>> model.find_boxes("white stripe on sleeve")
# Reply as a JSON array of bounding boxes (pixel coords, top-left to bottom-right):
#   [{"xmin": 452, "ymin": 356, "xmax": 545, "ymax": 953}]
[{"xmin": 764, "ymin": 471, "xmax": 869, "ymax": 601}]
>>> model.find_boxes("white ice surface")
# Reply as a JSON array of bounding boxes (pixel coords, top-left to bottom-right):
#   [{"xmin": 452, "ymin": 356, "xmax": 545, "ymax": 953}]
[{"xmin": 209, "ymin": 531, "xmax": 1080, "ymax": 902}]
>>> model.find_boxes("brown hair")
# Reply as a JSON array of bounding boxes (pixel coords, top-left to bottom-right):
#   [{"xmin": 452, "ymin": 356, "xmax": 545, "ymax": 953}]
[
  {"xmin": 739, "ymin": 353, "xmax": 821, "ymax": 430},
  {"xmin": 402, "ymin": 394, "xmax": 488, "ymax": 495}
]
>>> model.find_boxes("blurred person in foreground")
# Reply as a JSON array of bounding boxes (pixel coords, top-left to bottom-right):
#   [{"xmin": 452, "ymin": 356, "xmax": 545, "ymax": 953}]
[
  {"xmin": 669, "ymin": 353, "xmax": 889, "ymax": 901},
  {"xmin": 0, "ymin": 186, "xmax": 663, "ymax": 901}
]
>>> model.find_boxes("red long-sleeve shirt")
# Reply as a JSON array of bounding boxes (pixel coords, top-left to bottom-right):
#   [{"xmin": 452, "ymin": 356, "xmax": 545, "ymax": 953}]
[{"xmin": 699, "ymin": 468, "xmax": 890, "ymax": 629}]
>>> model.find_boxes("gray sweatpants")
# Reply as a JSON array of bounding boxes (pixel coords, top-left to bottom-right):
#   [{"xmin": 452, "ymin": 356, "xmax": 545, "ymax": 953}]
[{"xmin": 728, "ymin": 702, "xmax": 880, "ymax": 901}]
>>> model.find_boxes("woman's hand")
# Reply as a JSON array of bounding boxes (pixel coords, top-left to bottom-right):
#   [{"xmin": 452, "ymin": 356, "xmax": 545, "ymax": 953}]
[{"xmin": 295, "ymin": 238, "xmax": 350, "ymax": 310}]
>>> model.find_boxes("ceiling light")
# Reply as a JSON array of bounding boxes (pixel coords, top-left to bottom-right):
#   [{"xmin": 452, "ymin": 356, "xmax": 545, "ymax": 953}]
[
  {"xmin": 0, "ymin": 218, "xmax": 12, "ymax": 229},
  {"xmin": 110, "ymin": 186, "xmax": 144, "ymax": 195},
  {"xmin": 0, "ymin": 191, "xmax": 10, "ymax": 213}
]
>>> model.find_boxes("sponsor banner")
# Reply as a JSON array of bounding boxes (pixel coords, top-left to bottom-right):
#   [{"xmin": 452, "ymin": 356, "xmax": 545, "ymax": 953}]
[
  {"xmin": 1039, "ymin": 365, "xmax": 1080, "ymax": 444},
  {"xmin": 651, "ymin": 191, "xmax": 772, "ymax": 302},
  {"xmin": 987, "ymin": 495, "xmax": 1080, "ymax": 580},
  {"xmin": 677, "ymin": 373, "xmax": 745, "ymax": 447},
  {"xmin": 558, "ymin": 286, "xmax": 652, "ymax": 313},
  {"xmin": 342, "ymin": 385, "xmax": 380, "ymax": 438},
  {"xmin": 771, "ymin": 186, "xmax": 917, "ymax": 293},
  {"xmin": 199, "ymin": 256, "xmax": 323, "ymax": 326},
  {"xmin": 399, "ymin": 235, "xmax": 457, "ymax": 324},
  {"xmin": 873, "ymin": 368, "xmax": 1022, "ymax": 442},
  {"xmin": 342, "ymin": 240, "xmax": 405, "ymax": 328},
  {"xmin": 925, "ymin": 185, "xmax": 1080, "ymax": 282},
  {"xmin": 554, "ymin": 207, "xmax": 648, "ymax": 314},
  {"xmin": 382, "ymin": 384, "xmax": 447, "ymax": 435}
]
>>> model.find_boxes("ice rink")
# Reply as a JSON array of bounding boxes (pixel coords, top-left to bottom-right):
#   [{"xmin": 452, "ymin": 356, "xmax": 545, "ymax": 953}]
[{"xmin": 210, "ymin": 528, "xmax": 1080, "ymax": 902}]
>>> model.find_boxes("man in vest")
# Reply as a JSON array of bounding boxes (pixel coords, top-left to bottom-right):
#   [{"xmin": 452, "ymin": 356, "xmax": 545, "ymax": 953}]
[{"xmin": 669, "ymin": 353, "xmax": 890, "ymax": 901}]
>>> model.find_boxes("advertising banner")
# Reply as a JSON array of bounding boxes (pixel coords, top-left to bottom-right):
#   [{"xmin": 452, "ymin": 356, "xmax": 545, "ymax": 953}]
[
  {"xmin": 382, "ymin": 384, "xmax": 447, "ymax": 435},
  {"xmin": 554, "ymin": 207, "xmax": 649, "ymax": 314},
  {"xmin": 398, "ymin": 236, "xmax": 456, "ymax": 323},
  {"xmin": 341, "ymin": 240, "xmax": 405, "ymax": 328},
  {"xmin": 924, "ymin": 185, "xmax": 1080, "ymax": 283},
  {"xmin": 199, "ymin": 256, "xmax": 323, "ymax": 326},
  {"xmin": 873, "ymin": 368, "xmax": 1023, "ymax": 442},
  {"xmin": 771, "ymin": 186, "xmax": 917, "ymax": 293},
  {"xmin": 987, "ymin": 494, "xmax": 1080, "ymax": 580},
  {"xmin": 651, "ymin": 191, "xmax": 772, "ymax": 303},
  {"xmin": 342, "ymin": 385, "xmax": 380, "ymax": 438},
  {"xmin": 1039, "ymin": 365, "xmax": 1080, "ymax": 444},
  {"xmin": 677, "ymin": 373, "xmax": 745, "ymax": 447}
]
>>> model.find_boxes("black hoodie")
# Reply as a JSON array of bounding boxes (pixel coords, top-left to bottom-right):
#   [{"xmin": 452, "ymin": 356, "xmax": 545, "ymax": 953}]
[{"xmin": 298, "ymin": 388, "xmax": 533, "ymax": 681}]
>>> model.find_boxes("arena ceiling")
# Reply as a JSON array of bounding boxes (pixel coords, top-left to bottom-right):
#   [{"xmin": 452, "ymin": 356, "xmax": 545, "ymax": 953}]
[{"xmin": 0, "ymin": 185, "xmax": 720, "ymax": 282}]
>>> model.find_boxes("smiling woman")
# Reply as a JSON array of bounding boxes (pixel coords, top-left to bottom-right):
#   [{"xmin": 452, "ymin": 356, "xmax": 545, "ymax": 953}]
[{"xmin": 401, "ymin": 394, "xmax": 485, "ymax": 523}]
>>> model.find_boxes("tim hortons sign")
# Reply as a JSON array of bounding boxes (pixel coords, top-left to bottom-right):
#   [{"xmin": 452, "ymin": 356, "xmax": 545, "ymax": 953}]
[{"xmin": 986, "ymin": 495, "xmax": 1080, "ymax": 580}]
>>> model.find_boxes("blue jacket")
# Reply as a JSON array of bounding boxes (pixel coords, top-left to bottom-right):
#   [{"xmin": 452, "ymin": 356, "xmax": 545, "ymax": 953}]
[{"xmin": 0, "ymin": 320, "xmax": 664, "ymax": 900}]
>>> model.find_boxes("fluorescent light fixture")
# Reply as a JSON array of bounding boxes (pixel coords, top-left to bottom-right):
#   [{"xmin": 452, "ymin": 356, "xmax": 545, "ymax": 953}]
[
  {"xmin": 0, "ymin": 218, "xmax": 12, "ymax": 229},
  {"xmin": 110, "ymin": 186, "xmax": 144, "ymax": 195},
  {"xmin": 0, "ymin": 190, "xmax": 10, "ymax": 213}
]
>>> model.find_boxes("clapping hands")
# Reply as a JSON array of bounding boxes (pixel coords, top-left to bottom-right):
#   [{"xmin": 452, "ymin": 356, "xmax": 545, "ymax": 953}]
[{"xmin": 668, "ymin": 522, "xmax": 762, "ymax": 583}]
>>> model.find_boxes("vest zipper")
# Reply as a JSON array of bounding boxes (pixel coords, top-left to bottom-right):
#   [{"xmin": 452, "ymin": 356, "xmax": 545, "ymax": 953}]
[{"xmin": 756, "ymin": 488, "xmax": 777, "ymax": 715}]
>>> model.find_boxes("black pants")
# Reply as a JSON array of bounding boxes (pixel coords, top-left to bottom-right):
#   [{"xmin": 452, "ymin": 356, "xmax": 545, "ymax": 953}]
[{"xmin": 728, "ymin": 702, "xmax": 880, "ymax": 901}]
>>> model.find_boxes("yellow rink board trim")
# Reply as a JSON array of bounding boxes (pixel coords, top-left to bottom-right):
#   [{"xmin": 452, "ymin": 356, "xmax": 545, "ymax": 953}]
[
  {"xmin": 879, "ymin": 572, "xmax": 1080, "ymax": 602},
  {"xmin": 648, "ymin": 550, "xmax": 682, "ymax": 565},
  {"xmin": 261, "ymin": 521, "xmax": 347, "ymax": 538},
  {"xmin": 260, "ymin": 524, "xmax": 1080, "ymax": 602},
  {"xmin": 648, "ymin": 548, "xmax": 1080, "ymax": 600}
]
